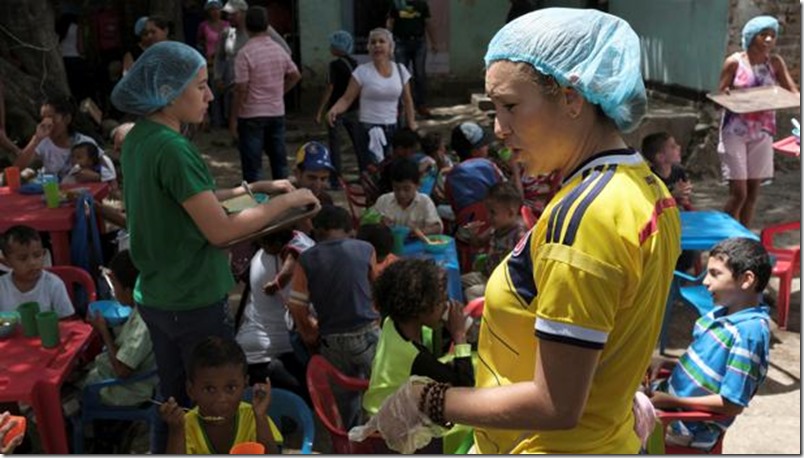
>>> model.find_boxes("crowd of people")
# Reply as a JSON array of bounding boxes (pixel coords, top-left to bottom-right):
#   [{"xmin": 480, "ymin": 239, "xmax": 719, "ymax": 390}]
[{"xmin": 0, "ymin": 0, "xmax": 797, "ymax": 454}]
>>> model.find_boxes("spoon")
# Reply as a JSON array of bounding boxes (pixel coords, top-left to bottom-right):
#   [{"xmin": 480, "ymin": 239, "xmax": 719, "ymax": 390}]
[{"xmin": 149, "ymin": 399, "xmax": 225, "ymax": 422}]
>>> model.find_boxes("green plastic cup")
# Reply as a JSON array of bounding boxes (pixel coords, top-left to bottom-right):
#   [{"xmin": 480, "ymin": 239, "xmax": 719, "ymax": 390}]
[
  {"xmin": 36, "ymin": 311, "xmax": 60, "ymax": 348},
  {"xmin": 390, "ymin": 225, "xmax": 410, "ymax": 255},
  {"xmin": 43, "ymin": 181, "xmax": 60, "ymax": 208},
  {"xmin": 16, "ymin": 302, "xmax": 40, "ymax": 337}
]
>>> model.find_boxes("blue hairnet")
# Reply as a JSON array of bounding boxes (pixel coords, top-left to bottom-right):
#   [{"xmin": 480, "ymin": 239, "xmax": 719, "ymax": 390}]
[
  {"xmin": 329, "ymin": 30, "xmax": 354, "ymax": 54},
  {"xmin": 111, "ymin": 41, "xmax": 206, "ymax": 116},
  {"xmin": 484, "ymin": 8, "xmax": 647, "ymax": 133},
  {"xmin": 134, "ymin": 16, "xmax": 148, "ymax": 36},
  {"xmin": 741, "ymin": 16, "xmax": 779, "ymax": 50}
]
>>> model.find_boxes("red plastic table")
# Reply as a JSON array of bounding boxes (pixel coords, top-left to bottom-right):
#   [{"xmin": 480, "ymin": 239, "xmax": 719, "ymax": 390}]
[
  {"xmin": 0, "ymin": 320, "xmax": 95, "ymax": 453},
  {"xmin": 0, "ymin": 182, "xmax": 109, "ymax": 265}
]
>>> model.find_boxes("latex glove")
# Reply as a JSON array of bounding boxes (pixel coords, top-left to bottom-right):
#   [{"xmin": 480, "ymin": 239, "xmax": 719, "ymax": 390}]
[
  {"xmin": 632, "ymin": 391, "xmax": 657, "ymax": 447},
  {"xmin": 348, "ymin": 376, "xmax": 447, "ymax": 453}
]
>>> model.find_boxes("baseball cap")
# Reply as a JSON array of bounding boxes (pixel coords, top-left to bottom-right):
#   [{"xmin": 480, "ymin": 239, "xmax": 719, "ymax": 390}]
[
  {"xmin": 451, "ymin": 121, "xmax": 490, "ymax": 159},
  {"xmin": 222, "ymin": 0, "xmax": 248, "ymax": 13},
  {"xmin": 295, "ymin": 141, "xmax": 335, "ymax": 172}
]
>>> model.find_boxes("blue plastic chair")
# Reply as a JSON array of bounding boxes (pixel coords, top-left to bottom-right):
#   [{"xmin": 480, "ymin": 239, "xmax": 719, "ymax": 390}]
[
  {"xmin": 70, "ymin": 369, "xmax": 159, "ymax": 453},
  {"xmin": 244, "ymin": 387, "xmax": 316, "ymax": 454}
]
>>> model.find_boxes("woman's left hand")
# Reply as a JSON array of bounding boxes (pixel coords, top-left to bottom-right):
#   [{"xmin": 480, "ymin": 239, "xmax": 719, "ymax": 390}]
[
  {"xmin": 255, "ymin": 179, "xmax": 295, "ymax": 195},
  {"xmin": 252, "ymin": 377, "xmax": 272, "ymax": 417}
]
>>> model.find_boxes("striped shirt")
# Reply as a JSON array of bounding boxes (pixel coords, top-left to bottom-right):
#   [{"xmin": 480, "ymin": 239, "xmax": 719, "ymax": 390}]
[
  {"xmin": 234, "ymin": 36, "xmax": 298, "ymax": 118},
  {"xmin": 667, "ymin": 305, "xmax": 770, "ymax": 438}
]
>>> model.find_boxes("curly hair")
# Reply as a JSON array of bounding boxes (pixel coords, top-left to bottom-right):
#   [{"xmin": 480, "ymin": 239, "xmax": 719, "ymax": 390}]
[{"xmin": 373, "ymin": 258, "xmax": 445, "ymax": 323}]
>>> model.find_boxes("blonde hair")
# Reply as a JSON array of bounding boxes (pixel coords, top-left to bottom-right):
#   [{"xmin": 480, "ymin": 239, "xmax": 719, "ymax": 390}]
[{"xmin": 368, "ymin": 27, "xmax": 395, "ymax": 55}]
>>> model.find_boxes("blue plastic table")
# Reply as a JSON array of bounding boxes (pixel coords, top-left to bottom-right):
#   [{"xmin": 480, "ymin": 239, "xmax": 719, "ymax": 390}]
[
  {"xmin": 680, "ymin": 211, "xmax": 758, "ymax": 250},
  {"xmin": 400, "ymin": 238, "xmax": 464, "ymax": 302}
]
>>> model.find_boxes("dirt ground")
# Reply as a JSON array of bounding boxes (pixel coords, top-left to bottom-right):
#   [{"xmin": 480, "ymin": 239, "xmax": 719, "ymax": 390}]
[{"xmin": 97, "ymin": 96, "xmax": 799, "ymax": 454}]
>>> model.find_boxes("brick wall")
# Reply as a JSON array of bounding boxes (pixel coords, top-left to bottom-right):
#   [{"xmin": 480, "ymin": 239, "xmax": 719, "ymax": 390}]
[{"xmin": 728, "ymin": 0, "xmax": 801, "ymax": 83}]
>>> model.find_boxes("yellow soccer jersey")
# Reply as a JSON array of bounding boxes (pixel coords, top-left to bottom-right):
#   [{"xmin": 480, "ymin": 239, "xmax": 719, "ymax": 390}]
[
  {"xmin": 474, "ymin": 150, "xmax": 680, "ymax": 454},
  {"xmin": 185, "ymin": 402, "xmax": 283, "ymax": 454}
]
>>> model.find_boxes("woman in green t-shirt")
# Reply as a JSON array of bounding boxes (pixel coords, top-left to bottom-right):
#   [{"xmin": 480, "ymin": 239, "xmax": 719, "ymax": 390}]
[{"xmin": 111, "ymin": 41, "xmax": 319, "ymax": 453}]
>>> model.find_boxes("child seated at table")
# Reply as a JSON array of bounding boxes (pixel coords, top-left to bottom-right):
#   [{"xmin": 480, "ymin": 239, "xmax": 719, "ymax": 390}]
[
  {"xmin": 81, "ymin": 250, "xmax": 157, "ymax": 406},
  {"xmin": 361, "ymin": 128, "xmax": 421, "ymax": 205},
  {"xmin": 61, "ymin": 142, "xmax": 105, "ymax": 184},
  {"xmin": 235, "ymin": 228, "xmax": 313, "ymax": 402},
  {"xmin": 159, "ymin": 336, "xmax": 283, "ymax": 454},
  {"xmin": 460, "ymin": 182, "xmax": 528, "ymax": 302},
  {"xmin": 370, "ymin": 158, "xmax": 443, "ymax": 235},
  {"xmin": 420, "ymin": 131, "xmax": 454, "ymax": 204},
  {"xmin": 647, "ymin": 237, "xmax": 772, "ymax": 451},
  {"xmin": 363, "ymin": 258, "xmax": 474, "ymax": 415},
  {"xmin": 287, "ymin": 205, "xmax": 379, "ymax": 428},
  {"xmin": 357, "ymin": 223, "xmax": 398, "ymax": 277},
  {"xmin": 0, "ymin": 225, "xmax": 74, "ymax": 318}
]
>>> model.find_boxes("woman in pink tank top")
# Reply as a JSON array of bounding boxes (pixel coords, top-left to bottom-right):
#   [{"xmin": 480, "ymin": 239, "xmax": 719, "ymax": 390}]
[
  {"xmin": 716, "ymin": 15, "xmax": 797, "ymax": 226},
  {"xmin": 197, "ymin": 0, "xmax": 230, "ymax": 63}
]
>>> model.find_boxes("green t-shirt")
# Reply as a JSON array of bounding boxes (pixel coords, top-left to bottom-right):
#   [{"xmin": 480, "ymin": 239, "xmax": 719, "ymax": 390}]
[{"xmin": 121, "ymin": 119, "xmax": 234, "ymax": 310}]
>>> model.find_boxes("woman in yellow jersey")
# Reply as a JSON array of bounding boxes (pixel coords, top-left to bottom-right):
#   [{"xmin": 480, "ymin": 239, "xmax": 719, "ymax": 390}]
[{"xmin": 352, "ymin": 8, "xmax": 681, "ymax": 454}]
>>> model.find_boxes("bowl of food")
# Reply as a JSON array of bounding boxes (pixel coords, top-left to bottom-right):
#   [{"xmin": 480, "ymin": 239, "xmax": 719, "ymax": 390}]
[
  {"xmin": 0, "ymin": 312, "xmax": 19, "ymax": 339},
  {"xmin": 424, "ymin": 235, "xmax": 452, "ymax": 254},
  {"xmin": 89, "ymin": 300, "xmax": 132, "ymax": 326}
]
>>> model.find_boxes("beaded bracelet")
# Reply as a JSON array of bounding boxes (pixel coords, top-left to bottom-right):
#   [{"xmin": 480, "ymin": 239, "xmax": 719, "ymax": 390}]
[{"xmin": 420, "ymin": 381, "xmax": 453, "ymax": 428}]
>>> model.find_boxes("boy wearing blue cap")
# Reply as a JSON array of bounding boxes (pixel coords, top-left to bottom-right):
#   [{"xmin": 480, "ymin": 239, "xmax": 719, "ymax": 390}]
[
  {"xmin": 294, "ymin": 141, "xmax": 335, "ymax": 206},
  {"xmin": 315, "ymin": 30, "xmax": 361, "ymax": 190}
]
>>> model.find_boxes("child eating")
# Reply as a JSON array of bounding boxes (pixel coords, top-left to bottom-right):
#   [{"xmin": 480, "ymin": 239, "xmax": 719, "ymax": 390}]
[
  {"xmin": 370, "ymin": 158, "xmax": 442, "ymax": 235},
  {"xmin": 159, "ymin": 336, "xmax": 283, "ymax": 454}
]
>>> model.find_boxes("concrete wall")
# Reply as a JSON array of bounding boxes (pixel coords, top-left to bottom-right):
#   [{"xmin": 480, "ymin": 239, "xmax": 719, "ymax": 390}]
[
  {"xmin": 447, "ymin": 0, "xmax": 507, "ymax": 81},
  {"xmin": 610, "ymin": 0, "xmax": 731, "ymax": 93}
]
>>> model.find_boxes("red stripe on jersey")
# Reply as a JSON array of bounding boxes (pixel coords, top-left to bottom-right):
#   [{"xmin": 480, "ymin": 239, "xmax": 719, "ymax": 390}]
[{"xmin": 638, "ymin": 198, "xmax": 677, "ymax": 244}]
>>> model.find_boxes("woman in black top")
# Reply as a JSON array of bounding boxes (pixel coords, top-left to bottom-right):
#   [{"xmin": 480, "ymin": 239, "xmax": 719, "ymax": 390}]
[{"xmin": 315, "ymin": 30, "xmax": 362, "ymax": 189}]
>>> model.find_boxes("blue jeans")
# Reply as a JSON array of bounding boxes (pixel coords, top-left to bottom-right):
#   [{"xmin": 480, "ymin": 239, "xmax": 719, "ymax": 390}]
[
  {"xmin": 394, "ymin": 36, "xmax": 427, "ymax": 107},
  {"xmin": 359, "ymin": 122, "xmax": 396, "ymax": 172},
  {"xmin": 238, "ymin": 116, "xmax": 289, "ymax": 182},
  {"xmin": 327, "ymin": 111, "xmax": 362, "ymax": 183},
  {"xmin": 138, "ymin": 298, "xmax": 234, "ymax": 453},
  {"xmin": 320, "ymin": 322, "xmax": 380, "ymax": 429}
]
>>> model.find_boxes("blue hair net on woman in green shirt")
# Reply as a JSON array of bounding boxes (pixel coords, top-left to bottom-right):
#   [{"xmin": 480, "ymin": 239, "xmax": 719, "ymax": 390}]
[
  {"xmin": 741, "ymin": 16, "xmax": 779, "ymax": 50},
  {"xmin": 484, "ymin": 8, "xmax": 647, "ymax": 133},
  {"xmin": 111, "ymin": 41, "xmax": 206, "ymax": 116}
]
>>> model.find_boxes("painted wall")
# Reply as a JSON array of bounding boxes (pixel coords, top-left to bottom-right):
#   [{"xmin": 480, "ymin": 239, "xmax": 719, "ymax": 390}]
[
  {"xmin": 297, "ymin": 0, "xmax": 510, "ymax": 86},
  {"xmin": 610, "ymin": 0, "xmax": 730, "ymax": 92}
]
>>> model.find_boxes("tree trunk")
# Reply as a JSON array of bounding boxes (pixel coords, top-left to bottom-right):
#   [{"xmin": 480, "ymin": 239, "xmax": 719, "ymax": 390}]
[{"xmin": 0, "ymin": 0, "xmax": 68, "ymax": 151}]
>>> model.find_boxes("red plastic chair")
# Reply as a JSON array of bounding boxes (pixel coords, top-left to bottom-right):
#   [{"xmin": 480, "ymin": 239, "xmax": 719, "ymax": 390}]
[
  {"xmin": 654, "ymin": 410, "xmax": 731, "ymax": 454},
  {"xmin": 454, "ymin": 202, "xmax": 491, "ymax": 273},
  {"xmin": 760, "ymin": 221, "xmax": 801, "ymax": 329},
  {"xmin": 464, "ymin": 297, "xmax": 485, "ymax": 319},
  {"xmin": 46, "ymin": 265, "xmax": 97, "ymax": 310},
  {"xmin": 339, "ymin": 177, "xmax": 369, "ymax": 230},
  {"xmin": 305, "ymin": 355, "xmax": 391, "ymax": 454}
]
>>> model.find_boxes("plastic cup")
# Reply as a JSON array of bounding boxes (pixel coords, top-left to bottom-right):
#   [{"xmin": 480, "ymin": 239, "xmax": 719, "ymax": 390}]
[
  {"xmin": 229, "ymin": 441, "xmax": 265, "ymax": 454},
  {"xmin": 43, "ymin": 181, "xmax": 60, "ymax": 208},
  {"xmin": 36, "ymin": 311, "xmax": 60, "ymax": 348},
  {"xmin": 4, "ymin": 166, "xmax": 20, "ymax": 191},
  {"xmin": 0, "ymin": 415, "xmax": 26, "ymax": 448},
  {"xmin": 390, "ymin": 225, "xmax": 410, "ymax": 255},
  {"xmin": 16, "ymin": 302, "xmax": 40, "ymax": 337}
]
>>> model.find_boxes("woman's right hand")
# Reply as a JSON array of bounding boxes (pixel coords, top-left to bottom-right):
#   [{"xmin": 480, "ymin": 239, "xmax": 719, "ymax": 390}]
[{"xmin": 326, "ymin": 109, "xmax": 339, "ymax": 128}]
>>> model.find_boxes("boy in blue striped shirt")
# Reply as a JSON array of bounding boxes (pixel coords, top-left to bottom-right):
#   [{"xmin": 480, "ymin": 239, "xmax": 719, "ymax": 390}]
[{"xmin": 648, "ymin": 237, "xmax": 772, "ymax": 450}]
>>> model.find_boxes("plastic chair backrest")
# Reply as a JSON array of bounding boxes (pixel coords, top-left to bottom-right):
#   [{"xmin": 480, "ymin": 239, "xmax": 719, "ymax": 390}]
[
  {"xmin": 267, "ymin": 388, "xmax": 315, "ymax": 454},
  {"xmin": 305, "ymin": 355, "xmax": 390, "ymax": 453},
  {"xmin": 339, "ymin": 177, "xmax": 369, "ymax": 229},
  {"xmin": 47, "ymin": 265, "xmax": 97, "ymax": 317},
  {"xmin": 74, "ymin": 368, "xmax": 159, "ymax": 453}
]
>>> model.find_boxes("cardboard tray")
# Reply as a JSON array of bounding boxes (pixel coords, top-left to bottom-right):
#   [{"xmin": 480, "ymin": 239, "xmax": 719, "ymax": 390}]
[
  {"xmin": 214, "ymin": 204, "xmax": 319, "ymax": 249},
  {"xmin": 707, "ymin": 86, "xmax": 800, "ymax": 114}
]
